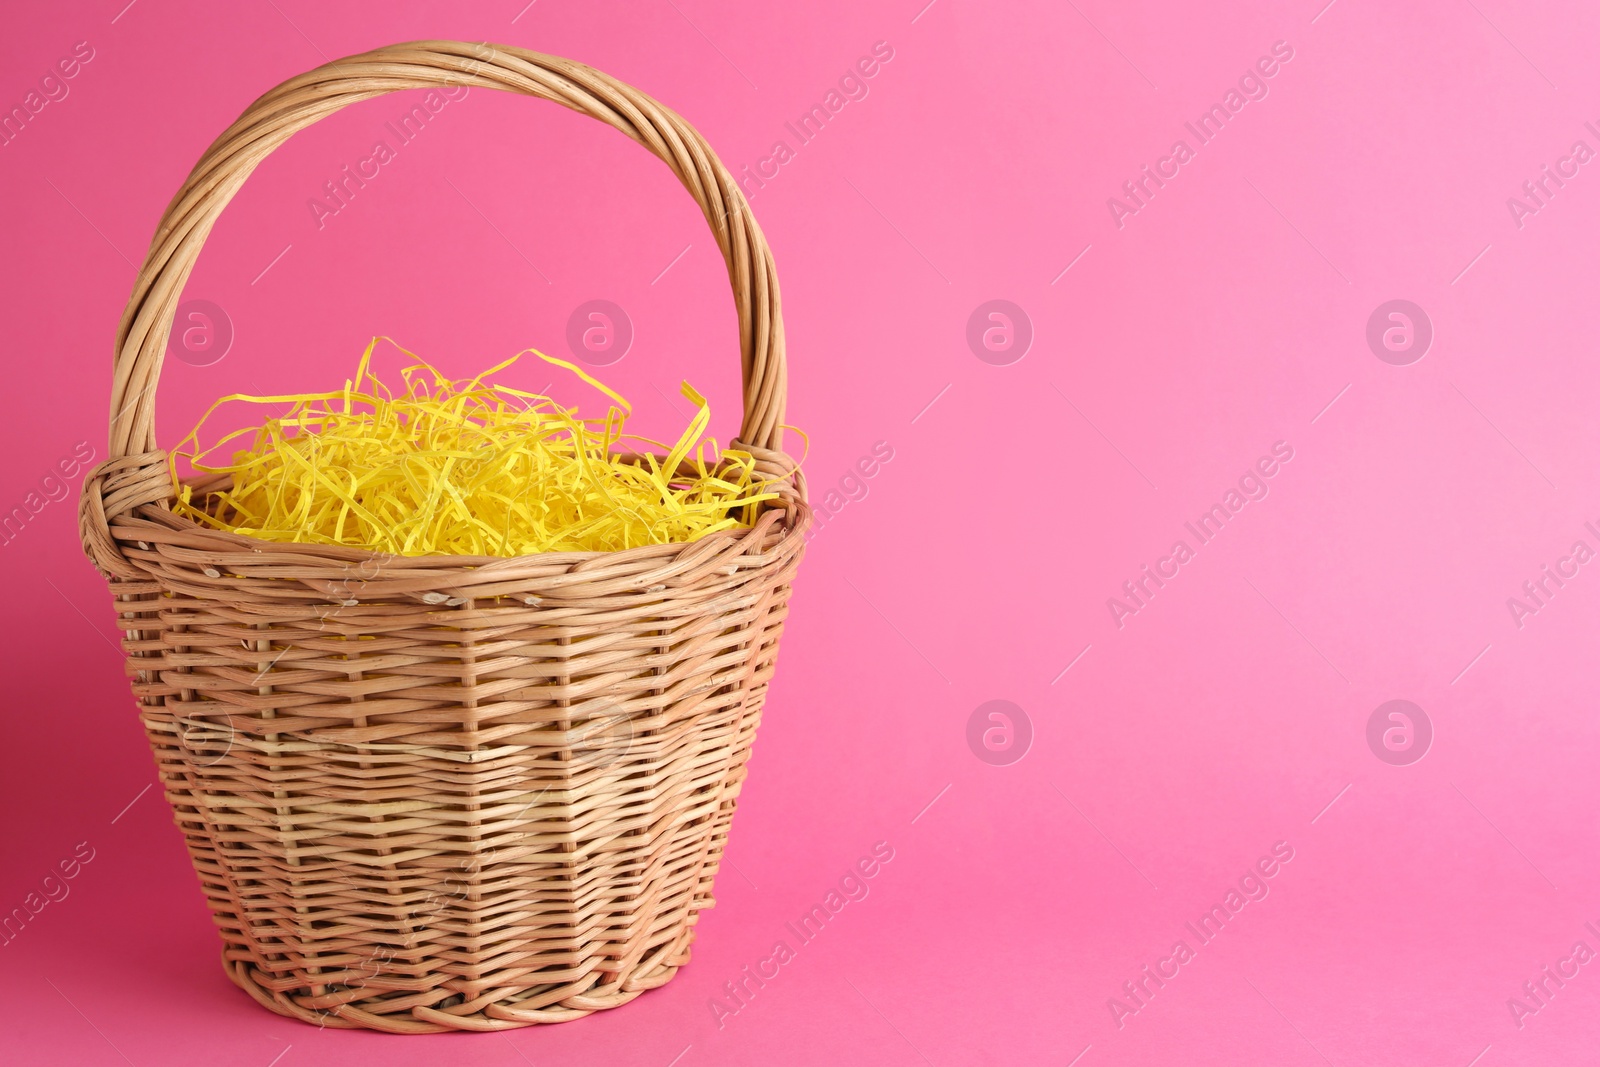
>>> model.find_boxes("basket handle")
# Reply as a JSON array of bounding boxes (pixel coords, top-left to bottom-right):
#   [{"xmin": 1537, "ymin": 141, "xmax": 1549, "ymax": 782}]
[{"xmin": 105, "ymin": 39, "xmax": 788, "ymax": 465}]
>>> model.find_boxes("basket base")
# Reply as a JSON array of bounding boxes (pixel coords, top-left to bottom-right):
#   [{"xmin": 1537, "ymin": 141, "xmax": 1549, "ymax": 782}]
[{"xmin": 222, "ymin": 930, "xmax": 694, "ymax": 1033}]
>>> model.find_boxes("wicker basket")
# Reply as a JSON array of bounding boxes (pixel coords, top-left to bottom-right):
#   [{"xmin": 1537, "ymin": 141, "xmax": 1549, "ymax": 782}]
[{"xmin": 76, "ymin": 41, "xmax": 807, "ymax": 1033}]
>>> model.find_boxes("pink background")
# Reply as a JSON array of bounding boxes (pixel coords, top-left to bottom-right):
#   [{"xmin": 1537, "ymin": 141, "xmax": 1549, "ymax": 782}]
[{"xmin": 4, "ymin": 0, "xmax": 1600, "ymax": 1063}]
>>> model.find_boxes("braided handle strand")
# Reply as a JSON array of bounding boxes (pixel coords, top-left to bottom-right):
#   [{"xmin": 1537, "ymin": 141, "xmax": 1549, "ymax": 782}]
[{"xmin": 105, "ymin": 40, "xmax": 788, "ymax": 464}]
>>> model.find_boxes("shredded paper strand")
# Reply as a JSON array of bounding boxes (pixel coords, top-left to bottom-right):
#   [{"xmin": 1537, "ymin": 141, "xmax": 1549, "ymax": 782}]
[{"xmin": 170, "ymin": 338, "xmax": 780, "ymax": 557}]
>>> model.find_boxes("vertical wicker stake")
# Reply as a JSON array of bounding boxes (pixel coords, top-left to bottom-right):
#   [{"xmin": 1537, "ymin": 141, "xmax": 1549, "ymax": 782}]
[{"xmin": 76, "ymin": 40, "xmax": 808, "ymax": 1033}]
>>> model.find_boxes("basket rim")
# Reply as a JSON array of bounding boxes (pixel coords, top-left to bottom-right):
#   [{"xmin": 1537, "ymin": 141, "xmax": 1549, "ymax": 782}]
[
  {"xmin": 162, "ymin": 444, "xmax": 806, "ymax": 566},
  {"xmin": 126, "ymin": 492, "xmax": 809, "ymax": 568}
]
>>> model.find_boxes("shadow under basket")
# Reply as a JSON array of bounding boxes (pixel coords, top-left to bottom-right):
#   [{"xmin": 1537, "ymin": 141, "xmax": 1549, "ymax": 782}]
[{"xmin": 77, "ymin": 40, "xmax": 808, "ymax": 1033}]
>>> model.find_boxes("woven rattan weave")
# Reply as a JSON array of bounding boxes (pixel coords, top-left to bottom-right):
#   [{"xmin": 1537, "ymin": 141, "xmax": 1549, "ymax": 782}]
[{"xmin": 76, "ymin": 40, "xmax": 807, "ymax": 1033}]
